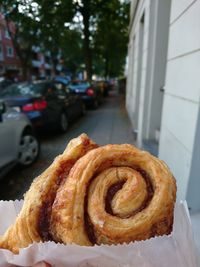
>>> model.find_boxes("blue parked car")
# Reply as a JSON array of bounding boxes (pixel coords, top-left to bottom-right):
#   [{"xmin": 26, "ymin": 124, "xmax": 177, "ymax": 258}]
[
  {"xmin": 68, "ymin": 80, "xmax": 102, "ymax": 109},
  {"xmin": 54, "ymin": 76, "xmax": 70, "ymax": 85}
]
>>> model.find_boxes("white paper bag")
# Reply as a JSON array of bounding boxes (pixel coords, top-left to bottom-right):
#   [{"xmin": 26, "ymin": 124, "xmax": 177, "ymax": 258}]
[{"xmin": 0, "ymin": 201, "xmax": 199, "ymax": 267}]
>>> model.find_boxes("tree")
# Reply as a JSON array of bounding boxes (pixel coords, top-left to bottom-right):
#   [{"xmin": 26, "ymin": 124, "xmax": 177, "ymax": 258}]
[
  {"xmin": 71, "ymin": 0, "xmax": 130, "ymax": 79},
  {"xmin": 2, "ymin": 0, "xmax": 130, "ymax": 80},
  {"xmin": 71, "ymin": 0, "xmax": 93, "ymax": 80},
  {"xmin": 38, "ymin": 0, "xmax": 74, "ymax": 75},
  {"xmin": 93, "ymin": 1, "xmax": 130, "ymax": 78},
  {"xmin": 60, "ymin": 29, "xmax": 83, "ymax": 77}
]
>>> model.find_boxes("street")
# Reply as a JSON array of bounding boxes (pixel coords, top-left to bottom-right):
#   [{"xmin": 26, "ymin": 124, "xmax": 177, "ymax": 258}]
[{"xmin": 0, "ymin": 91, "xmax": 134, "ymax": 200}]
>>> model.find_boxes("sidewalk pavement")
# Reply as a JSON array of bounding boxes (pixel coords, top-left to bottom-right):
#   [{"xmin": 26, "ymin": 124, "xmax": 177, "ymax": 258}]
[{"xmin": 85, "ymin": 91, "xmax": 135, "ymax": 145}]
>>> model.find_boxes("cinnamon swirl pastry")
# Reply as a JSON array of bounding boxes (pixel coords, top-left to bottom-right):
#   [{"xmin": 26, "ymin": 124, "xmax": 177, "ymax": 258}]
[{"xmin": 0, "ymin": 134, "xmax": 176, "ymax": 253}]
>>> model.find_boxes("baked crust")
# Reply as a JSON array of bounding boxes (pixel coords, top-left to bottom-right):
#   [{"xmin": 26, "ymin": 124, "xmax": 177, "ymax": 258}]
[
  {"xmin": 51, "ymin": 143, "xmax": 176, "ymax": 245},
  {"xmin": 0, "ymin": 134, "xmax": 176, "ymax": 253}
]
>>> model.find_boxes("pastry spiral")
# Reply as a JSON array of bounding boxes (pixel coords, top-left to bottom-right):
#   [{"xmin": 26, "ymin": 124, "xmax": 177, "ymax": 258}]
[{"xmin": 0, "ymin": 134, "xmax": 176, "ymax": 253}]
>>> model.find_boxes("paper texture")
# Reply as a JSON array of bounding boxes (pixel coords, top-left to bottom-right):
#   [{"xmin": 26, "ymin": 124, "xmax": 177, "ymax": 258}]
[{"xmin": 0, "ymin": 201, "xmax": 199, "ymax": 267}]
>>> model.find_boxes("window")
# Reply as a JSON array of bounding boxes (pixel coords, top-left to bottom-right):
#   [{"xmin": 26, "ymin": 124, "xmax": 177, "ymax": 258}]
[
  {"xmin": 5, "ymin": 29, "xmax": 11, "ymax": 39},
  {"xmin": 0, "ymin": 82, "xmax": 46, "ymax": 97},
  {"xmin": 6, "ymin": 46, "xmax": 14, "ymax": 57},
  {"xmin": 54, "ymin": 83, "xmax": 67, "ymax": 97}
]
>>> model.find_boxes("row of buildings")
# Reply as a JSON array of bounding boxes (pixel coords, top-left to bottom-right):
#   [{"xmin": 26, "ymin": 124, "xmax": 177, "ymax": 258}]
[
  {"xmin": 0, "ymin": 13, "xmax": 21, "ymax": 79},
  {"xmin": 126, "ymin": 0, "xmax": 200, "ymax": 212},
  {"xmin": 0, "ymin": 13, "xmax": 63, "ymax": 81}
]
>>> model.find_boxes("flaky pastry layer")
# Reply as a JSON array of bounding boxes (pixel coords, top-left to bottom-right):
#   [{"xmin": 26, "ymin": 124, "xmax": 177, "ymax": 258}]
[{"xmin": 0, "ymin": 134, "xmax": 176, "ymax": 253}]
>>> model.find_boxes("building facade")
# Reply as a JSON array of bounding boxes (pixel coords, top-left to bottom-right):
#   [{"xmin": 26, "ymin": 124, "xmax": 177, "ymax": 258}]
[
  {"xmin": 0, "ymin": 13, "xmax": 22, "ymax": 79},
  {"xmin": 31, "ymin": 47, "xmax": 55, "ymax": 80},
  {"xmin": 126, "ymin": 0, "xmax": 200, "ymax": 211},
  {"xmin": 0, "ymin": 13, "xmax": 63, "ymax": 81}
]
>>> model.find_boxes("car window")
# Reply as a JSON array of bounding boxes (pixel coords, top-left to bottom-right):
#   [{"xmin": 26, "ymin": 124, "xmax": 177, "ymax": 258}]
[
  {"xmin": 70, "ymin": 81, "xmax": 90, "ymax": 86},
  {"xmin": 54, "ymin": 83, "xmax": 67, "ymax": 97},
  {"xmin": 0, "ymin": 82, "xmax": 46, "ymax": 97},
  {"xmin": 69, "ymin": 81, "xmax": 90, "ymax": 90},
  {"xmin": 0, "ymin": 80, "xmax": 13, "ymax": 90},
  {"xmin": 44, "ymin": 83, "xmax": 57, "ymax": 98}
]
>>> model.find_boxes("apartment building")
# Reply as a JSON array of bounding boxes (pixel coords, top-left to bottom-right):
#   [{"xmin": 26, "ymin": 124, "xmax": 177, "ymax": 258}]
[
  {"xmin": 126, "ymin": 0, "xmax": 200, "ymax": 211},
  {"xmin": 0, "ymin": 13, "xmax": 61, "ymax": 80},
  {"xmin": 0, "ymin": 13, "xmax": 21, "ymax": 79}
]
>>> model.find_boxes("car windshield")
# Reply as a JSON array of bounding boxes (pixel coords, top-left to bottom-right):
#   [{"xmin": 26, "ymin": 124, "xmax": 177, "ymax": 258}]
[
  {"xmin": 69, "ymin": 81, "xmax": 90, "ymax": 90},
  {"xmin": 0, "ymin": 82, "xmax": 46, "ymax": 97}
]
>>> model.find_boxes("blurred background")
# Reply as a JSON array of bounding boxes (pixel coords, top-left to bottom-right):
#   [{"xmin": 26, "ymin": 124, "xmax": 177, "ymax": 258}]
[
  {"xmin": 0, "ymin": 0, "xmax": 200, "ymax": 257},
  {"xmin": 0, "ymin": 0, "xmax": 130, "ymax": 200}
]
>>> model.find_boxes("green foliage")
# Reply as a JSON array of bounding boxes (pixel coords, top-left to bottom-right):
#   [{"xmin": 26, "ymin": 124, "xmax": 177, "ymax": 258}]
[
  {"xmin": 60, "ymin": 29, "xmax": 83, "ymax": 75},
  {"xmin": 93, "ymin": 0, "xmax": 130, "ymax": 77},
  {"xmin": 37, "ymin": 0, "xmax": 74, "ymax": 50},
  {"xmin": 1, "ymin": 0, "xmax": 130, "ymax": 79}
]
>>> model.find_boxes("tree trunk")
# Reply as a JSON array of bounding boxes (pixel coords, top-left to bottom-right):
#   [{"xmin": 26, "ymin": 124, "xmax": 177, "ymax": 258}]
[
  {"xmin": 81, "ymin": 0, "xmax": 92, "ymax": 80},
  {"xmin": 21, "ymin": 64, "xmax": 29, "ymax": 81},
  {"xmin": 19, "ymin": 52, "xmax": 32, "ymax": 81}
]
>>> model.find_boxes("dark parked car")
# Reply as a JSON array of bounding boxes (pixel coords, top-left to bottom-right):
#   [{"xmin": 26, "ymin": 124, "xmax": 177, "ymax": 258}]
[
  {"xmin": 95, "ymin": 80, "xmax": 112, "ymax": 97},
  {"xmin": 68, "ymin": 80, "xmax": 102, "ymax": 109},
  {"xmin": 0, "ymin": 80, "xmax": 85, "ymax": 132}
]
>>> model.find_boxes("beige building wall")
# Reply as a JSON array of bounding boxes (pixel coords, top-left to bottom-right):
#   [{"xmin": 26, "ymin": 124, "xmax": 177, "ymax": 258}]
[
  {"xmin": 126, "ymin": 0, "xmax": 171, "ymax": 147},
  {"xmin": 127, "ymin": 0, "xmax": 200, "ymax": 211},
  {"xmin": 159, "ymin": 0, "xmax": 200, "ymax": 208},
  {"xmin": 126, "ymin": 0, "xmax": 150, "ymax": 134}
]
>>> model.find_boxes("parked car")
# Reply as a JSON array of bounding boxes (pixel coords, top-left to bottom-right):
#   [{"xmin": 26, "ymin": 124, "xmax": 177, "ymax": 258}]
[
  {"xmin": 54, "ymin": 76, "xmax": 70, "ymax": 85},
  {"xmin": 0, "ymin": 77, "xmax": 14, "ymax": 91},
  {"xmin": 0, "ymin": 101, "xmax": 40, "ymax": 178},
  {"xmin": 0, "ymin": 80, "xmax": 85, "ymax": 132},
  {"xmin": 68, "ymin": 80, "xmax": 102, "ymax": 109},
  {"xmin": 95, "ymin": 80, "xmax": 112, "ymax": 97}
]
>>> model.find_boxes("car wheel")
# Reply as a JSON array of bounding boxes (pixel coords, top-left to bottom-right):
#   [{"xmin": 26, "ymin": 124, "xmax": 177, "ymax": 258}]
[
  {"xmin": 59, "ymin": 112, "xmax": 68, "ymax": 132},
  {"xmin": 18, "ymin": 131, "xmax": 40, "ymax": 167}
]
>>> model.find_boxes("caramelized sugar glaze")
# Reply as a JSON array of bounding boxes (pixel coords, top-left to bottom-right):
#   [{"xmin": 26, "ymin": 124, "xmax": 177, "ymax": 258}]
[{"xmin": 50, "ymin": 145, "xmax": 176, "ymax": 246}]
